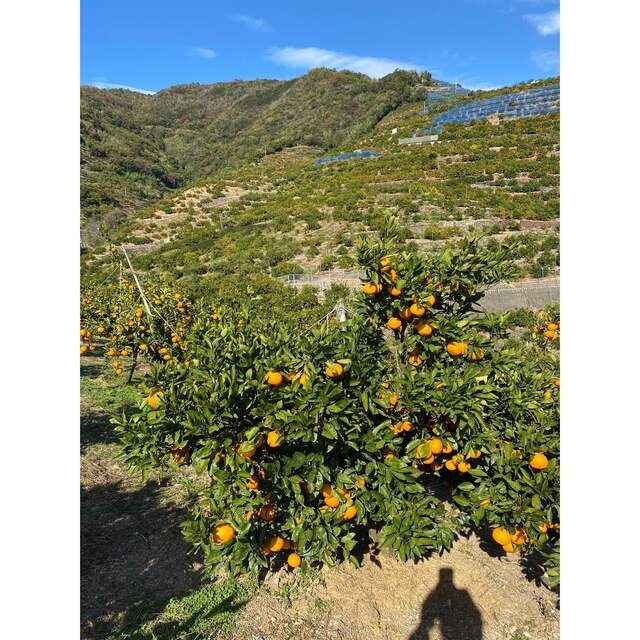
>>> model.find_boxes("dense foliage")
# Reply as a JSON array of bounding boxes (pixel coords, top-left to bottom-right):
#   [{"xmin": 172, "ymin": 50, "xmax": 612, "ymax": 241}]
[
  {"xmin": 80, "ymin": 71, "xmax": 561, "ymax": 590},
  {"xmin": 82, "ymin": 222, "xmax": 559, "ymax": 585}
]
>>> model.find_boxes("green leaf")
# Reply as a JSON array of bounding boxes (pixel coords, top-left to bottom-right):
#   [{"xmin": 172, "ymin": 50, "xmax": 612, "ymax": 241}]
[{"xmin": 321, "ymin": 423, "xmax": 338, "ymax": 439}]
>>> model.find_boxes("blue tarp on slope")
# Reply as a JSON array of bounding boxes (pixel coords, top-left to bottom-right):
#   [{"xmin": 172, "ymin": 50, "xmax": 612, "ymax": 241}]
[{"xmin": 314, "ymin": 150, "xmax": 380, "ymax": 166}]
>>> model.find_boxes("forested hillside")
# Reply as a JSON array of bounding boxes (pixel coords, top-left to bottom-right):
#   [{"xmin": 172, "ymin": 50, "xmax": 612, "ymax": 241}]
[{"xmin": 81, "ymin": 68, "xmax": 433, "ymax": 224}]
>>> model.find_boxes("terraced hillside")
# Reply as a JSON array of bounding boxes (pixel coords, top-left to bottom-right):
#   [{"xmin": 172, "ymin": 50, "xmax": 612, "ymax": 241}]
[{"xmin": 82, "ymin": 77, "xmax": 559, "ymax": 292}]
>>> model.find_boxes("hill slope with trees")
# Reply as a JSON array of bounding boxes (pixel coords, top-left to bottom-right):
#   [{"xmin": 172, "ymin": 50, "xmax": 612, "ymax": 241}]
[
  {"xmin": 81, "ymin": 68, "xmax": 433, "ymax": 224},
  {"xmin": 82, "ymin": 76, "xmax": 559, "ymax": 293}
]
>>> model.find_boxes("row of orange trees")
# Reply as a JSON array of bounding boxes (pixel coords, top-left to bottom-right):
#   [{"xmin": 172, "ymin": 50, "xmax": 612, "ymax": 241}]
[{"xmin": 82, "ymin": 224, "xmax": 559, "ymax": 584}]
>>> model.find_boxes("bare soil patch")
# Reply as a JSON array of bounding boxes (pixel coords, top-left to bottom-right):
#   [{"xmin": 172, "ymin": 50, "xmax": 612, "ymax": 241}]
[{"xmin": 235, "ymin": 534, "xmax": 559, "ymax": 640}]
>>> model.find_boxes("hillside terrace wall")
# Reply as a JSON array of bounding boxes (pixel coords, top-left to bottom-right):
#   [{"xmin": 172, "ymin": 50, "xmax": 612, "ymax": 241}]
[{"xmin": 276, "ymin": 272, "xmax": 559, "ymax": 312}]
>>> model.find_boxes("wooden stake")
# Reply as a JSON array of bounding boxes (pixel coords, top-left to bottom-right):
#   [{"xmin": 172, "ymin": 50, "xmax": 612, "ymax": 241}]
[{"xmin": 120, "ymin": 245, "xmax": 152, "ymax": 317}]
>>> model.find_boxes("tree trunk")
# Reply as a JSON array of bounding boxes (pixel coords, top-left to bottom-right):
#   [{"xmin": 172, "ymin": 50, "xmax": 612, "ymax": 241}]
[{"xmin": 127, "ymin": 348, "xmax": 139, "ymax": 385}]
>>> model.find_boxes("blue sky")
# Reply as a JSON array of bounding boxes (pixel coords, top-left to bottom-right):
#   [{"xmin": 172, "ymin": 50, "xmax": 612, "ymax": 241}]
[{"xmin": 81, "ymin": 0, "xmax": 559, "ymax": 94}]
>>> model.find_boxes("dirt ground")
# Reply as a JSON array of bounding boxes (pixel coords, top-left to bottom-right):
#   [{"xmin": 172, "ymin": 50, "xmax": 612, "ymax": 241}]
[
  {"xmin": 80, "ymin": 359, "xmax": 202, "ymax": 639},
  {"xmin": 235, "ymin": 535, "xmax": 559, "ymax": 640},
  {"xmin": 81, "ymin": 441, "xmax": 202, "ymax": 639}
]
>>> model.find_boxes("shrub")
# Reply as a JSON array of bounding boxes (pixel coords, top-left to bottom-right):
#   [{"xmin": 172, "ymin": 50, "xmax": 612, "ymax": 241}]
[
  {"xmin": 305, "ymin": 246, "xmax": 320, "ymax": 258},
  {"xmin": 271, "ymin": 262, "xmax": 304, "ymax": 277},
  {"xmin": 336, "ymin": 255, "xmax": 354, "ymax": 269},
  {"xmin": 107, "ymin": 219, "xmax": 559, "ymax": 584},
  {"xmin": 319, "ymin": 255, "xmax": 334, "ymax": 271},
  {"xmin": 423, "ymin": 224, "xmax": 462, "ymax": 240}
]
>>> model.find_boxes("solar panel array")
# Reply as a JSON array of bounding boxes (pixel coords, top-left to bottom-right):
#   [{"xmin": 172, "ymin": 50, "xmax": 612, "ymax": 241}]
[
  {"xmin": 424, "ymin": 83, "xmax": 560, "ymax": 125},
  {"xmin": 429, "ymin": 81, "xmax": 471, "ymax": 94},
  {"xmin": 423, "ymin": 82, "xmax": 471, "ymax": 105},
  {"xmin": 314, "ymin": 150, "xmax": 380, "ymax": 166},
  {"xmin": 425, "ymin": 93, "xmax": 454, "ymax": 102}
]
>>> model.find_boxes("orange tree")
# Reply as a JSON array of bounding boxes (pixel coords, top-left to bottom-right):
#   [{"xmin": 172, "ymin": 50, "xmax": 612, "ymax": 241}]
[
  {"xmin": 113, "ymin": 222, "xmax": 560, "ymax": 584},
  {"xmin": 80, "ymin": 248, "xmax": 202, "ymax": 381}
]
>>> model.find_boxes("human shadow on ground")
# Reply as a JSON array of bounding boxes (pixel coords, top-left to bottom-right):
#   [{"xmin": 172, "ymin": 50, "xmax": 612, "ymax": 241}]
[
  {"xmin": 80, "ymin": 478, "xmax": 201, "ymax": 639},
  {"xmin": 408, "ymin": 568, "xmax": 483, "ymax": 640}
]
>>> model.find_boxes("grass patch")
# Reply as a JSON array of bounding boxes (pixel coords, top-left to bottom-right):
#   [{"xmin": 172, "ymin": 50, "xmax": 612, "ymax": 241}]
[
  {"xmin": 80, "ymin": 375, "xmax": 141, "ymax": 450},
  {"xmin": 81, "ymin": 376, "xmax": 141, "ymax": 414},
  {"xmin": 111, "ymin": 576, "xmax": 258, "ymax": 640}
]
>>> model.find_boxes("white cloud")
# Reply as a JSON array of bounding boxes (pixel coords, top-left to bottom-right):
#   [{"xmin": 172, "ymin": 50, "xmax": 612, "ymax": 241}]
[
  {"xmin": 189, "ymin": 47, "xmax": 216, "ymax": 59},
  {"xmin": 232, "ymin": 14, "xmax": 272, "ymax": 32},
  {"xmin": 525, "ymin": 10, "xmax": 560, "ymax": 35},
  {"xmin": 190, "ymin": 47, "xmax": 216, "ymax": 59},
  {"xmin": 265, "ymin": 46, "xmax": 423, "ymax": 79},
  {"xmin": 530, "ymin": 49, "xmax": 560, "ymax": 72},
  {"xmin": 90, "ymin": 82, "xmax": 155, "ymax": 95},
  {"xmin": 464, "ymin": 82, "xmax": 500, "ymax": 91}
]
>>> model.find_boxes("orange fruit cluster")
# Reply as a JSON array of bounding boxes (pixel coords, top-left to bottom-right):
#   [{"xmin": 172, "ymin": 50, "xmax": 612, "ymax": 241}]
[
  {"xmin": 79, "ymin": 328, "xmax": 96, "ymax": 355},
  {"xmin": 535, "ymin": 320, "xmax": 559, "ymax": 341},
  {"xmin": 492, "ymin": 526, "xmax": 529, "ymax": 553},
  {"xmin": 265, "ymin": 370, "xmax": 309, "ymax": 388},
  {"xmin": 365, "ymin": 259, "xmax": 439, "ymax": 340},
  {"xmin": 80, "ymin": 283, "xmax": 199, "ymax": 376},
  {"xmin": 390, "ymin": 420, "xmax": 414, "ymax": 435},
  {"xmin": 411, "ymin": 437, "xmax": 481, "ymax": 474},
  {"xmin": 362, "ymin": 260, "xmax": 487, "ymax": 367},
  {"xmin": 318, "ymin": 484, "xmax": 357, "ymax": 520},
  {"xmin": 258, "ymin": 534, "xmax": 302, "ymax": 568},
  {"xmin": 362, "ymin": 282, "xmax": 384, "ymax": 295}
]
